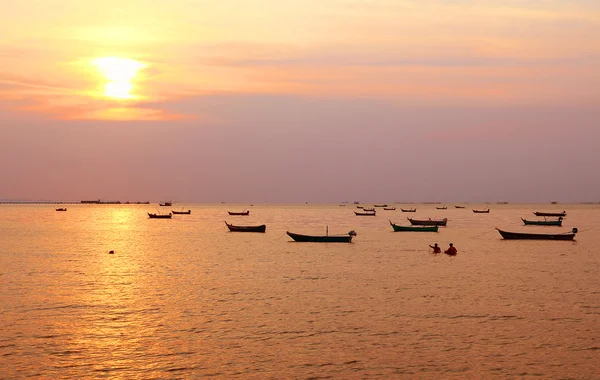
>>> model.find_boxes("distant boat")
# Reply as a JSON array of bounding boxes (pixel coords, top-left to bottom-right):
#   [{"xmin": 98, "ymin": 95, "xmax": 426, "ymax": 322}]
[
  {"xmin": 55, "ymin": 208, "xmax": 67, "ymax": 212},
  {"xmin": 455, "ymin": 205, "xmax": 466, "ymax": 209},
  {"xmin": 401, "ymin": 208, "xmax": 416, "ymax": 212},
  {"xmin": 551, "ymin": 201, "xmax": 558, "ymax": 204},
  {"xmin": 356, "ymin": 206, "xmax": 364, "ymax": 209},
  {"xmin": 287, "ymin": 230, "xmax": 357, "ymax": 243},
  {"xmin": 159, "ymin": 202, "xmax": 172, "ymax": 207},
  {"xmin": 225, "ymin": 221, "xmax": 266, "ymax": 233},
  {"xmin": 390, "ymin": 221, "xmax": 438, "ymax": 232},
  {"xmin": 172, "ymin": 209, "xmax": 191, "ymax": 215},
  {"xmin": 383, "ymin": 207, "xmax": 396, "ymax": 210},
  {"xmin": 408, "ymin": 217, "xmax": 447, "ymax": 226},
  {"xmin": 339, "ymin": 204, "xmax": 346, "ymax": 207},
  {"xmin": 473, "ymin": 209, "xmax": 490, "ymax": 213},
  {"xmin": 522, "ymin": 217, "xmax": 563, "ymax": 226},
  {"xmin": 436, "ymin": 206, "xmax": 447, "ymax": 210},
  {"xmin": 374, "ymin": 204, "xmax": 388, "ymax": 208},
  {"xmin": 355, "ymin": 211, "xmax": 376, "ymax": 216},
  {"xmin": 228, "ymin": 210, "xmax": 249, "ymax": 216},
  {"xmin": 496, "ymin": 227, "xmax": 576, "ymax": 240},
  {"xmin": 148, "ymin": 212, "xmax": 172, "ymax": 219},
  {"xmin": 353, "ymin": 201, "xmax": 360, "ymax": 204},
  {"xmin": 533, "ymin": 211, "xmax": 566, "ymax": 217},
  {"xmin": 362, "ymin": 208, "xmax": 375, "ymax": 212}
]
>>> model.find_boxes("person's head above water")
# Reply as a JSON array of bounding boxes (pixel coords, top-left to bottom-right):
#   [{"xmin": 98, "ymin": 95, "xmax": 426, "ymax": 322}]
[
  {"xmin": 434, "ymin": 243, "xmax": 438, "ymax": 247},
  {"xmin": 449, "ymin": 243, "xmax": 453, "ymax": 246}
]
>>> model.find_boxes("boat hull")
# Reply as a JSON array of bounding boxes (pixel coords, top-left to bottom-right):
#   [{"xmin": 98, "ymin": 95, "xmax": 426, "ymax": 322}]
[
  {"xmin": 522, "ymin": 218, "xmax": 562, "ymax": 226},
  {"xmin": 228, "ymin": 211, "xmax": 249, "ymax": 216},
  {"xmin": 148, "ymin": 213, "xmax": 172, "ymax": 219},
  {"xmin": 226, "ymin": 222, "xmax": 266, "ymax": 233},
  {"xmin": 496, "ymin": 228, "xmax": 575, "ymax": 240},
  {"xmin": 172, "ymin": 210, "xmax": 191, "ymax": 214},
  {"xmin": 534, "ymin": 211, "xmax": 567, "ymax": 217},
  {"xmin": 473, "ymin": 210, "xmax": 490, "ymax": 213},
  {"xmin": 355, "ymin": 212, "xmax": 376, "ymax": 216},
  {"xmin": 287, "ymin": 231, "xmax": 353, "ymax": 243},
  {"xmin": 408, "ymin": 218, "xmax": 447, "ymax": 226},
  {"xmin": 401, "ymin": 209, "xmax": 416, "ymax": 212},
  {"xmin": 390, "ymin": 222, "xmax": 438, "ymax": 232}
]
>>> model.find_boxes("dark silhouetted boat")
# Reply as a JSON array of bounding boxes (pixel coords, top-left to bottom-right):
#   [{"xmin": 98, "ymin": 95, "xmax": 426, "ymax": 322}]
[
  {"xmin": 473, "ymin": 209, "xmax": 490, "ymax": 213},
  {"xmin": 172, "ymin": 209, "xmax": 191, "ymax": 215},
  {"xmin": 356, "ymin": 206, "xmax": 364, "ymax": 209},
  {"xmin": 455, "ymin": 205, "xmax": 466, "ymax": 209},
  {"xmin": 436, "ymin": 206, "xmax": 447, "ymax": 210},
  {"xmin": 287, "ymin": 230, "xmax": 357, "ymax": 243},
  {"xmin": 362, "ymin": 207, "xmax": 375, "ymax": 212},
  {"xmin": 522, "ymin": 217, "xmax": 562, "ymax": 226},
  {"xmin": 383, "ymin": 207, "xmax": 396, "ymax": 210},
  {"xmin": 225, "ymin": 221, "xmax": 266, "ymax": 233},
  {"xmin": 355, "ymin": 211, "xmax": 376, "ymax": 216},
  {"xmin": 228, "ymin": 210, "xmax": 249, "ymax": 216},
  {"xmin": 159, "ymin": 202, "xmax": 172, "ymax": 206},
  {"xmin": 533, "ymin": 211, "xmax": 566, "ymax": 217},
  {"xmin": 374, "ymin": 204, "xmax": 388, "ymax": 208},
  {"xmin": 390, "ymin": 221, "xmax": 438, "ymax": 232},
  {"xmin": 148, "ymin": 212, "xmax": 172, "ymax": 219},
  {"xmin": 401, "ymin": 208, "xmax": 416, "ymax": 212},
  {"xmin": 496, "ymin": 227, "xmax": 576, "ymax": 240},
  {"xmin": 408, "ymin": 217, "xmax": 447, "ymax": 226},
  {"xmin": 55, "ymin": 208, "xmax": 67, "ymax": 212}
]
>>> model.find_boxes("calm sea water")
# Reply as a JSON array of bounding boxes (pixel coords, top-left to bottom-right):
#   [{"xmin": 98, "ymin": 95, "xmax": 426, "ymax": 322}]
[{"xmin": 1, "ymin": 204, "xmax": 599, "ymax": 379}]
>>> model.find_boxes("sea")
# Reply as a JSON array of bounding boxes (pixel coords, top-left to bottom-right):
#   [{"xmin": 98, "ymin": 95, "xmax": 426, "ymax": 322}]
[{"xmin": 1, "ymin": 203, "xmax": 599, "ymax": 379}]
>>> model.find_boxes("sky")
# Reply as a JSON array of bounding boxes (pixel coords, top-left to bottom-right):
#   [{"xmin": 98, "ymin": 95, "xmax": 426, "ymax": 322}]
[{"xmin": 1, "ymin": 0, "xmax": 599, "ymax": 203}]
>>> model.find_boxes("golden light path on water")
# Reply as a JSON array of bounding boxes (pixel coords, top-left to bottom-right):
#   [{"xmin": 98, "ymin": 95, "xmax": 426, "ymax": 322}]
[{"xmin": 91, "ymin": 57, "xmax": 147, "ymax": 99}]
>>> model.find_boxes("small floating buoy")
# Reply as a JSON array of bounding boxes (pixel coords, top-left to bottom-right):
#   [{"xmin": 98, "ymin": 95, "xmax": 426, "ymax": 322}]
[{"xmin": 109, "ymin": 250, "xmax": 115, "ymax": 254}]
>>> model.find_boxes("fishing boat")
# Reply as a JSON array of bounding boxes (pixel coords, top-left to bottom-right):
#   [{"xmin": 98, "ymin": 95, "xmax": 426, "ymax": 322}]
[
  {"xmin": 473, "ymin": 209, "xmax": 490, "ymax": 213},
  {"xmin": 287, "ymin": 230, "xmax": 357, "ymax": 243},
  {"xmin": 356, "ymin": 206, "xmax": 364, "ymax": 209},
  {"xmin": 148, "ymin": 213, "xmax": 172, "ymax": 219},
  {"xmin": 374, "ymin": 204, "xmax": 388, "ymax": 208},
  {"xmin": 55, "ymin": 208, "xmax": 67, "ymax": 211},
  {"xmin": 533, "ymin": 211, "xmax": 567, "ymax": 217},
  {"xmin": 159, "ymin": 202, "xmax": 172, "ymax": 207},
  {"xmin": 355, "ymin": 211, "xmax": 376, "ymax": 216},
  {"xmin": 401, "ymin": 208, "xmax": 416, "ymax": 212},
  {"xmin": 362, "ymin": 207, "xmax": 375, "ymax": 212},
  {"xmin": 408, "ymin": 217, "xmax": 448, "ymax": 226},
  {"xmin": 228, "ymin": 210, "xmax": 250, "ymax": 216},
  {"xmin": 383, "ymin": 207, "xmax": 396, "ymax": 210},
  {"xmin": 455, "ymin": 205, "xmax": 466, "ymax": 209},
  {"xmin": 436, "ymin": 206, "xmax": 447, "ymax": 210},
  {"xmin": 521, "ymin": 217, "xmax": 562, "ymax": 226},
  {"xmin": 390, "ymin": 221, "xmax": 438, "ymax": 232},
  {"xmin": 225, "ymin": 221, "xmax": 266, "ymax": 233},
  {"xmin": 496, "ymin": 227, "xmax": 577, "ymax": 240},
  {"xmin": 172, "ymin": 209, "xmax": 191, "ymax": 215}
]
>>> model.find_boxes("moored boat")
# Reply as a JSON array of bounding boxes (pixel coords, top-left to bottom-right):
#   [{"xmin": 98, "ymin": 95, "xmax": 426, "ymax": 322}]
[
  {"xmin": 401, "ymin": 208, "xmax": 416, "ymax": 212},
  {"xmin": 390, "ymin": 221, "xmax": 438, "ymax": 232},
  {"xmin": 159, "ymin": 202, "xmax": 172, "ymax": 206},
  {"xmin": 473, "ymin": 209, "xmax": 490, "ymax": 213},
  {"xmin": 455, "ymin": 205, "xmax": 465, "ymax": 209},
  {"xmin": 148, "ymin": 212, "xmax": 172, "ymax": 219},
  {"xmin": 496, "ymin": 227, "xmax": 576, "ymax": 240},
  {"xmin": 362, "ymin": 207, "xmax": 375, "ymax": 212},
  {"xmin": 172, "ymin": 209, "xmax": 191, "ymax": 215},
  {"xmin": 287, "ymin": 230, "xmax": 357, "ymax": 243},
  {"xmin": 374, "ymin": 204, "xmax": 388, "ymax": 208},
  {"xmin": 408, "ymin": 217, "xmax": 447, "ymax": 226},
  {"xmin": 436, "ymin": 206, "xmax": 447, "ymax": 210},
  {"xmin": 355, "ymin": 211, "xmax": 376, "ymax": 216},
  {"xmin": 55, "ymin": 208, "xmax": 67, "ymax": 211},
  {"xmin": 383, "ymin": 207, "xmax": 396, "ymax": 210},
  {"xmin": 228, "ymin": 210, "xmax": 250, "ymax": 216},
  {"xmin": 225, "ymin": 221, "xmax": 266, "ymax": 233},
  {"xmin": 521, "ymin": 217, "xmax": 562, "ymax": 226},
  {"xmin": 533, "ymin": 211, "xmax": 567, "ymax": 217}
]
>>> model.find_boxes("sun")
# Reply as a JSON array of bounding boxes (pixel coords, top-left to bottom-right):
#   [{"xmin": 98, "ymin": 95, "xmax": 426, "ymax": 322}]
[{"xmin": 91, "ymin": 57, "xmax": 147, "ymax": 99}]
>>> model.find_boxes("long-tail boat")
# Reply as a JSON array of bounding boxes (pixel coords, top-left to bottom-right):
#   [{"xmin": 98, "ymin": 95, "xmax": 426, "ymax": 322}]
[
  {"xmin": 148, "ymin": 212, "xmax": 172, "ymax": 219},
  {"xmin": 473, "ymin": 209, "xmax": 490, "ymax": 213},
  {"xmin": 390, "ymin": 221, "xmax": 438, "ymax": 232},
  {"xmin": 408, "ymin": 217, "xmax": 447, "ymax": 226},
  {"xmin": 228, "ymin": 210, "xmax": 249, "ymax": 216},
  {"xmin": 455, "ymin": 205, "xmax": 466, "ymax": 209},
  {"xmin": 374, "ymin": 204, "xmax": 388, "ymax": 208},
  {"xmin": 383, "ymin": 206, "xmax": 396, "ymax": 210},
  {"xmin": 521, "ymin": 217, "xmax": 562, "ymax": 226},
  {"xmin": 225, "ymin": 221, "xmax": 266, "ymax": 233},
  {"xmin": 159, "ymin": 202, "xmax": 172, "ymax": 206},
  {"xmin": 287, "ymin": 230, "xmax": 357, "ymax": 243},
  {"xmin": 356, "ymin": 206, "xmax": 364, "ymax": 209},
  {"xmin": 55, "ymin": 208, "xmax": 67, "ymax": 211},
  {"xmin": 172, "ymin": 209, "xmax": 191, "ymax": 215},
  {"xmin": 533, "ymin": 211, "xmax": 566, "ymax": 217},
  {"xmin": 401, "ymin": 208, "xmax": 416, "ymax": 212},
  {"xmin": 496, "ymin": 227, "xmax": 576, "ymax": 240},
  {"xmin": 362, "ymin": 208, "xmax": 375, "ymax": 212},
  {"xmin": 355, "ymin": 211, "xmax": 376, "ymax": 216},
  {"xmin": 436, "ymin": 206, "xmax": 447, "ymax": 210}
]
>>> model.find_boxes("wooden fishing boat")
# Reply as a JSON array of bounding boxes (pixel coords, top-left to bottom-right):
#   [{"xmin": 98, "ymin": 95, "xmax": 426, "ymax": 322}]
[
  {"xmin": 362, "ymin": 207, "xmax": 375, "ymax": 212},
  {"xmin": 473, "ymin": 209, "xmax": 490, "ymax": 213},
  {"xmin": 401, "ymin": 208, "xmax": 416, "ymax": 212},
  {"xmin": 148, "ymin": 213, "xmax": 172, "ymax": 219},
  {"xmin": 408, "ymin": 217, "xmax": 447, "ymax": 226},
  {"xmin": 436, "ymin": 206, "xmax": 447, "ymax": 210},
  {"xmin": 455, "ymin": 205, "xmax": 465, "ymax": 209},
  {"xmin": 390, "ymin": 221, "xmax": 438, "ymax": 232},
  {"xmin": 383, "ymin": 207, "xmax": 396, "ymax": 210},
  {"xmin": 521, "ymin": 218, "xmax": 562, "ymax": 226},
  {"xmin": 496, "ymin": 227, "xmax": 576, "ymax": 240},
  {"xmin": 356, "ymin": 206, "xmax": 364, "ymax": 209},
  {"xmin": 159, "ymin": 202, "xmax": 172, "ymax": 206},
  {"xmin": 225, "ymin": 221, "xmax": 266, "ymax": 233},
  {"xmin": 287, "ymin": 230, "xmax": 357, "ymax": 243},
  {"xmin": 55, "ymin": 208, "xmax": 67, "ymax": 211},
  {"xmin": 374, "ymin": 204, "xmax": 388, "ymax": 208},
  {"xmin": 355, "ymin": 211, "xmax": 376, "ymax": 216},
  {"xmin": 228, "ymin": 210, "xmax": 249, "ymax": 216},
  {"xmin": 533, "ymin": 211, "xmax": 566, "ymax": 217},
  {"xmin": 172, "ymin": 209, "xmax": 191, "ymax": 215}
]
